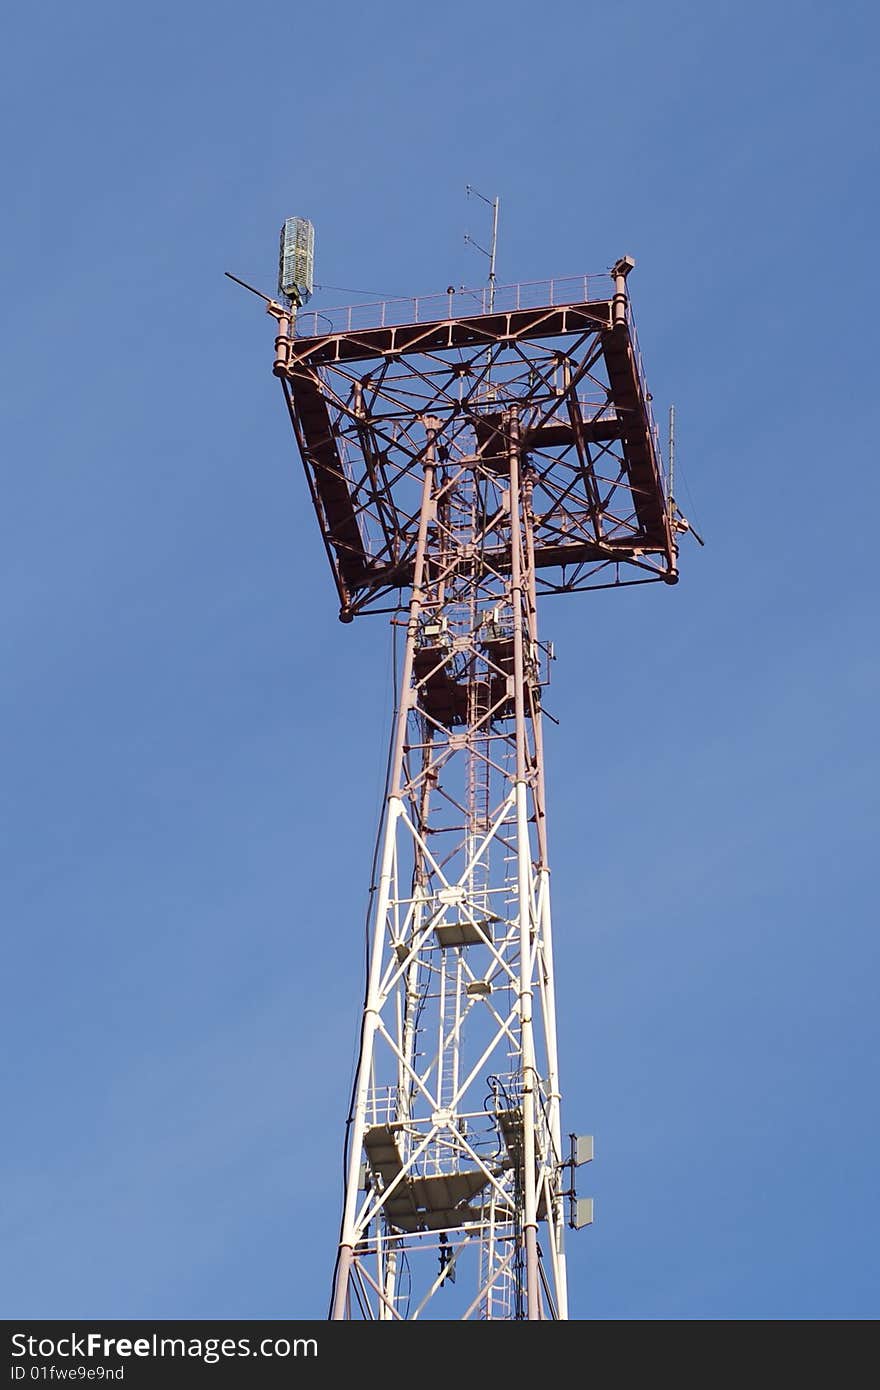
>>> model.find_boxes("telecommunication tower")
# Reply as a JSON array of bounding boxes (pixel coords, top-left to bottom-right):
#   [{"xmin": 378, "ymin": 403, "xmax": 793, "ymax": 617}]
[{"xmin": 243, "ymin": 221, "xmax": 687, "ymax": 1319}]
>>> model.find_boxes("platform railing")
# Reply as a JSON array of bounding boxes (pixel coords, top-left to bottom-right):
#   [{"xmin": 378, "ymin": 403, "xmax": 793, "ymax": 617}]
[{"xmin": 294, "ymin": 273, "xmax": 612, "ymax": 338}]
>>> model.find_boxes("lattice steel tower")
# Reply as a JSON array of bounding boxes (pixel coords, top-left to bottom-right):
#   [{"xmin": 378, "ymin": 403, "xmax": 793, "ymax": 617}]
[{"xmin": 253, "ymin": 235, "xmax": 682, "ymax": 1319}]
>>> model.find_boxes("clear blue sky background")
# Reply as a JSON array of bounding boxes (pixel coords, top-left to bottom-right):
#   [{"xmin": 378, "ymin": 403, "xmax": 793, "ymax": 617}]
[{"xmin": 2, "ymin": 0, "xmax": 878, "ymax": 1321}]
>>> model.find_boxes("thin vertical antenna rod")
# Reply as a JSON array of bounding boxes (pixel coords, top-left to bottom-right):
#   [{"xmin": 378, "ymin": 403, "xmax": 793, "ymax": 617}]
[
  {"xmin": 465, "ymin": 186, "xmax": 501, "ymax": 402},
  {"xmin": 488, "ymin": 194, "xmax": 499, "ymax": 311},
  {"xmin": 465, "ymin": 185, "xmax": 500, "ymax": 310},
  {"xmin": 668, "ymin": 403, "xmax": 676, "ymax": 519}
]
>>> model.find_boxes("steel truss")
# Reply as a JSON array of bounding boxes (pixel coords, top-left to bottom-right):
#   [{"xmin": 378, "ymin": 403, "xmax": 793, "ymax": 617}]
[{"xmin": 267, "ymin": 264, "xmax": 676, "ymax": 1319}]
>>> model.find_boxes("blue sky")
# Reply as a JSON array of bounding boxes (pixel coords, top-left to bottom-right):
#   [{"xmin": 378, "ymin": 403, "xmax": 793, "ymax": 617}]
[{"xmin": 2, "ymin": 0, "xmax": 878, "ymax": 1320}]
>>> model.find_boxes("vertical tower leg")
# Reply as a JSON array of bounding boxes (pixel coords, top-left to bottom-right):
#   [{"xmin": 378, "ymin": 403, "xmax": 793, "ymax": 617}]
[
  {"xmin": 507, "ymin": 411, "xmax": 541, "ymax": 1319},
  {"xmin": 330, "ymin": 442, "xmax": 437, "ymax": 1321}
]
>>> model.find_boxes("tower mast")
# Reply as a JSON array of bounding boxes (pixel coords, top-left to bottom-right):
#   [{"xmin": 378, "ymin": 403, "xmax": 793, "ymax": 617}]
[{"xmin": 260, "ymin": 243, "xmax": 679, "ymax": 1319}]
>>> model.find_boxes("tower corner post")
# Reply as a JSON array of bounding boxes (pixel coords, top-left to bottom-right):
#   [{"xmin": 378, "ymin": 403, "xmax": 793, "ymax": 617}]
[{"xmin": 329, "ymin": 432, "xmax": 438, "ymax": 1321}]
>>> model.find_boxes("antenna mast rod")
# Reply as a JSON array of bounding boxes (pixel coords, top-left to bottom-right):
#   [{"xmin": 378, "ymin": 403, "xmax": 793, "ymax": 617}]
[
  {"xmin": 465, "ymin": 185, "xmax": 500, "ymax": 311},
  {"xmin": 666, "ymin": 404, "xmax": 705, "ymax": 546},
  {"xmin": 488, "ymin": 194, "xmax": 499, "ymax": 311},
  {"xmin": 668, "ymin": 403, "xmax": 675, "ymax": 516}
]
